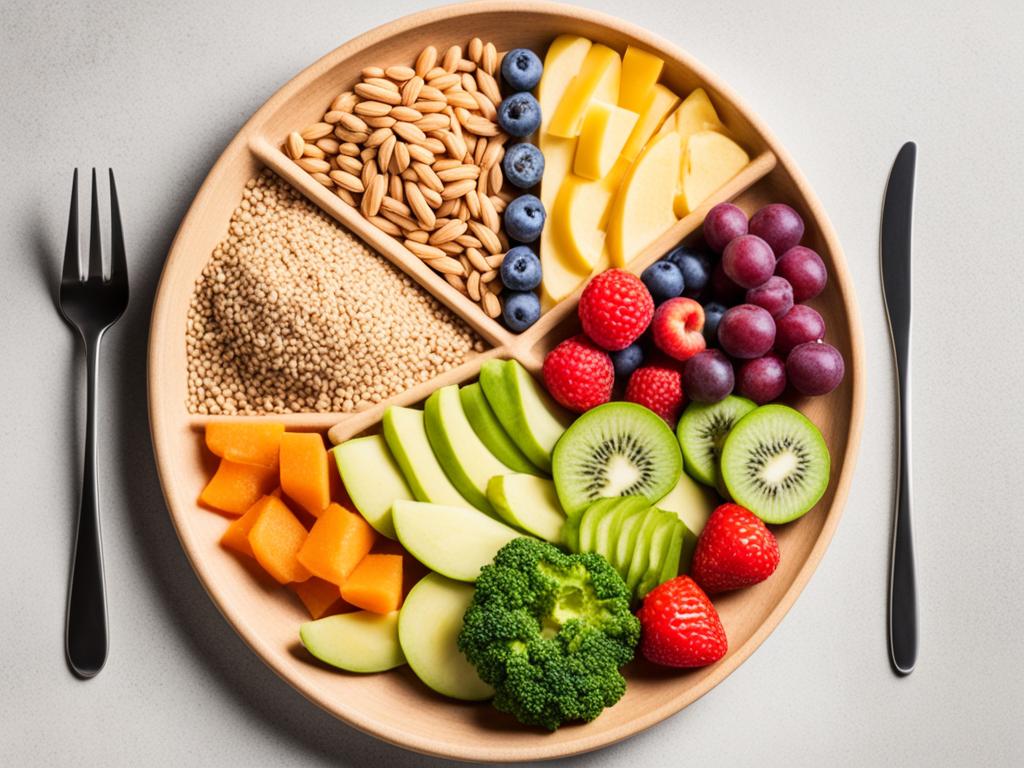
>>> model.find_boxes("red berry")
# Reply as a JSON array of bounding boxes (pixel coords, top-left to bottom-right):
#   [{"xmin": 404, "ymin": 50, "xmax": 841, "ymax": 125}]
[
  {"xmin": 637, "ymin": 576, "xmax": 727, "ymax": 668},
  {"xmin": 691, "ymin": 503, "xmax": 780, "ymax": 594},
  {"xmin": 625, "ymin": 364, "xmax": 685, "ymax": 426},
  {"xmin": 542, "ymin": 335, "xmax": 614, "ymax": 413},
  {"xmin": 578, "ymin": 269, "xmax": 654, "ymax": 351},
  {"xmin": 652, "ymin": 297, "xmax": 706, "ymax": 361}
]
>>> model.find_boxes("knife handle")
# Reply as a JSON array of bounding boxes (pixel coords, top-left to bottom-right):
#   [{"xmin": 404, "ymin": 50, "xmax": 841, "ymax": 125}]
[{"xmin": 889, "ymin": 338, "xmax": 916, "ymax": 675}]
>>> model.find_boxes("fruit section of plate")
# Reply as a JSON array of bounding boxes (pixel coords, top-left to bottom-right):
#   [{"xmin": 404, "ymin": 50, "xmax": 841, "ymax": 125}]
[{"xmin": 189, "ymin": 33, "xmax": 846, "ymax": 734}]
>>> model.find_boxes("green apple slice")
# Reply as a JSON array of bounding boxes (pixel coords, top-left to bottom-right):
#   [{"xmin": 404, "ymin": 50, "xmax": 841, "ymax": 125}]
[
  {"xmin": 595, "ymin": 496, "xmax": 649, "ymax": 566},
  {"xmin": 654, "ymin": 471, "xmax": 717, "ymax": 536},
  {"xmin": 392, "ymin": 499, "xmax": 524, "ymax": 582},
  {"xmin": 613, "ymin": 504, "xmax": 650, "ymax": 573},
  {"xmin": 486, "ymin": 473, "xmax": 566, "ymax": 544},
  {"xmin": 424, "ymin": 385, "xmax": 515, "ymax": 516},
  {"xmin": 299, "ymin": 611, "xmax": 405, "ymax": 673},
  {"xmin": 577, "ymin": 497, "xmax": 619, "ymax": 555},
  {"xmin": 382, "ymin": 406, "xmax": 470, "ymax": 509},
  {"xmin": 331, "ymin": 435, "xmax": 411, "ymax": 539},
  {"xmin": 399, "ymin": 573, "xmax": 494, "ymax": 701},
  {"xmin": 624, "ymin": 510, "xmax": 663, "ymax": 597},
  {"xmin": 479, "ymin": 359, "xmax": 570, "ymax": 473},
  {"xmin": 460, "ymin": 383, "xmax": 541, "ymax": 476},
  {"xmin": 638, "ymin": 513, "xmax": 681, "ymax": 598}
]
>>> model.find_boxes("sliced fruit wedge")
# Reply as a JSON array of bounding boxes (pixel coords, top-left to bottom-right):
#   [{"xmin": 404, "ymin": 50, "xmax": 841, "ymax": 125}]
[
  {"xmin": 486, "ymin": 473, "xmax": 565, "ymax": 544},
  {"xmin": 299, "ymin": 611, "xmax": 405, "ymax": 673},
  {"xmin": 383, "ymin": 406, "xmax": 470, "ymax": 509},
  {"xmin": 331, "ymin": 434, "xmax": 412, "ymax": 539},
  {"xmin": 460, "ymin": 383, "xmax": 540, "ymax": 476}
]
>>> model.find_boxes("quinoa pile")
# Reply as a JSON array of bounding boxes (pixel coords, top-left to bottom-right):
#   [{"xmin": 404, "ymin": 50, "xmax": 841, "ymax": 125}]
[{"xmin": 186, "ymin": 171, "xmax": 485, "ymax": 415}]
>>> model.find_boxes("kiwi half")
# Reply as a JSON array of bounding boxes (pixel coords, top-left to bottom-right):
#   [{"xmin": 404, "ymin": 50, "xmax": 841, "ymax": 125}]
[
  {"xmin": 676, "ymin": 396, "xmax": 757, "ymax": 487},
  {"xmin": 553, "ymin": 402, "xmax": 682, "ymax": 517},
  {"xmin": 720, "ymin": 404, "xmax": 830, "ymax": 524}
]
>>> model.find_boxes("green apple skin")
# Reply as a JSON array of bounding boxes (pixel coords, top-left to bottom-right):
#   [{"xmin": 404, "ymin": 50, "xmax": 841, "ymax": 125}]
[
  {"xmin": 392, "ymin": 499, "xmax": 524, "ymax": 583},
  {"xmin": 613, "ymin": 504, "xmax": 650, "ymax": 574},
  {"xmin": 478, "ymin": 359, "xmax": 570, "ymax": 473},
  {"xmin": 577, "ymin": 497, "xmax": 619, "ymax": 555},
  {"xmin": 595, "ymin": 497, "xmax": 648, "ymax": 566},
  {"xmin": 382, "ymin": 406, "xmax": 470, "ymax": 509},
  {"xmin": 655, "ymin": 471, "xmax": 717, "ymax": 537},
  {"xmin": 299, "ymin": 611, "xmax": 405, "ymax": 673},
  {"xmin": 460, "ymin": 383, "xmax": 541, "ymax": 476},
  {"xmin": 424, "ymin": 386, "xmax": 515, "ymax": 516},
  {"xmin": 331, "ymin": 435, "xmax": 411, "ymax": 539},
  {"xmin": 398, "ymin": 573, "xmax": 494, "ymax": 701},
  {"xmin": 625, "ymin": 510, "xmax": 663, "ymax": 597},
  {"xmin": 486, "ymin": 473, "xmax": 565, "ymax": 544}
]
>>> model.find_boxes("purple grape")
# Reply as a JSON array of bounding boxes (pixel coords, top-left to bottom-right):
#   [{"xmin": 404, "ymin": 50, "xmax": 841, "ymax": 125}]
[
  {"xmin": 750, "ymin": 203, "xmax": 804, "ymax": 256},
  {"xmin": 775, "ymin": 305, "xmax": 825, "ymax": 355},
  {"xmin": 776, "ymin": 246, "xmax": 827, "ymax": 302},
  {"xmin": 702, "ymin": 301, "xmax": 727, "ymax": 346},
  {"xmin": 746, "ymin": 276, "xmax": 794, "ymax": 319},
  {"xmin": 787, "ymin": 341, "xmax": 845, "ymax": 395},
  {"xmin": 736, "ymin": 354, "xmax": 787, "ymax": 404},
  {"xmin": 709, "ymin": 261, "xmax": 745, "ymax": 304},
  {"xmin": 722, "ymin": 234, "xmax": 775, "ymax": 289},
  {"xmin": 718, "ymin": 304, "xmax": 776, "ymax": 359},
  {"xmin": 682, "ymin": 349, "xmax": 735, "ymax": 403},
  {"xmin": 703, "ymin": 203, "xmax": 748, "ymax": 253}
]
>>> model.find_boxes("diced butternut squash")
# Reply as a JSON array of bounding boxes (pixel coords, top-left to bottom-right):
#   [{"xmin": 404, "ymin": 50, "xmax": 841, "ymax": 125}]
[
  {"xmin": 296, "ymin": 503, "xmax": 377, "ymax": 586},
  {"xmin": 280, "ymin": 432, "xmax": 331, "ymax": 517},
  {"xmin": 220, "ymin": 494, "xmax": 278, "ymax": 557},
  {"xmin": 341, "ymin": 554, "xmax": 404, "ymax": 614},
  {"xmin": 248, "ymin": 496, "xmax": 312, "ymax": 584},
  {"xmin": 291, "ymin": 577, "xmax": 345, "ymax": 619},
  {"xmin": 200, "ymin": 459, "xmax": 277, "ymax": 515},
  {"xmin": 205, "ymin": 422, "xmax": 285, "ymax": 469}
]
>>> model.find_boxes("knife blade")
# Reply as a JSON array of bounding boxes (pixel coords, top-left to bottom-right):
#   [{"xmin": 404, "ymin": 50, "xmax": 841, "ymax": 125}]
[{"xmin": 881, "ymin": 141, "xmax": 917, "ymax": 676}]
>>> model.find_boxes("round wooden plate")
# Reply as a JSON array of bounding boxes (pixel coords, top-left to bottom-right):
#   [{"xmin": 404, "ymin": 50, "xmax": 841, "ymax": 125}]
[{"xmin": 149, "ymin": 1, "xmax": 864, "ymax": 761}]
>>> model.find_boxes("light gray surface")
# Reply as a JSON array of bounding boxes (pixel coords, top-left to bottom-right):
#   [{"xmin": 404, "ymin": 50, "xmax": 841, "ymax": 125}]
[{"xmin": 1, "ymin": 0, "xmax": 1022, "ymax": 765}]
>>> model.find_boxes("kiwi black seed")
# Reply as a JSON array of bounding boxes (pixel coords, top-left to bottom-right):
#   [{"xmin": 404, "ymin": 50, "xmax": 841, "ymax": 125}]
[
  {"xmin": 676, "ymin": 396, "xmax": 757, "ymax": 487},
  {"xmin": 552, "ymin": 402, "xmax": 682, "ymax": 517},
  {"xmin": 720, "ymin": 404, "xmax": 830, "ymax": 524}
]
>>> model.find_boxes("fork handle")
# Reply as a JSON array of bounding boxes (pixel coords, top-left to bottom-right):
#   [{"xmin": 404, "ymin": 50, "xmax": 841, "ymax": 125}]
[{"xmin": 66, "ymin": 334, "xmax": 108, "ymax": 678}]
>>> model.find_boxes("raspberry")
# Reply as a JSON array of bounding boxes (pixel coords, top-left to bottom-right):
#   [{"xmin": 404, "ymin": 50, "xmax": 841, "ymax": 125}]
[
  {"xmin": 625, "ymin": 364, "xmax": 685, "ymax": 425},
  {"xmin": 578, "ymin": 269, "xmax": 654, "ymax": 351},
  {"xmin": 542, "ymin": 335, "xmax": 614, "ymax": 413}
]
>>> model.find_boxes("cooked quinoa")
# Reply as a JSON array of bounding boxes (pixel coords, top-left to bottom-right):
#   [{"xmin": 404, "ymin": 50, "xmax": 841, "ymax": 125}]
[{"xmin": 186, "ymin": 170, "xmax": 484, "ymax": 414}]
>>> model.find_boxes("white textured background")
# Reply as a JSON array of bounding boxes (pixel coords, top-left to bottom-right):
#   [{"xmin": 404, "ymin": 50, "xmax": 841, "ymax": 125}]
[{"xmin": 2, "ymin": 1, "xmax": 1022, "ymax": 765}]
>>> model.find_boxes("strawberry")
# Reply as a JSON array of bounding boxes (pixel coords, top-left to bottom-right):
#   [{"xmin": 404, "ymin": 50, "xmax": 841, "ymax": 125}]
[
  {"xmin": 577, "ymin": 269, "xmax": 654, "ymax": 351},
  {"xmin": 637, "ymin": 576, "xmax": 727, "ymax": 667},
  {"xmin": 542, "ymin": 335, "xmax": 614, "ymax": 413},
  {"xmin": 625, "ymin": 364, "xmax": 685, "ymax": 426},
  {"xmin": 691, "ymin": 503, "xmax": 780, "ymax": 594}
]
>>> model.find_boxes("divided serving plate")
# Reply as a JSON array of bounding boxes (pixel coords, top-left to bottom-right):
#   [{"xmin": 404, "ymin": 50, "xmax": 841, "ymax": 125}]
[{"xmin": 148, "ymin": 1, "xmax": 865, "ymax": 761}]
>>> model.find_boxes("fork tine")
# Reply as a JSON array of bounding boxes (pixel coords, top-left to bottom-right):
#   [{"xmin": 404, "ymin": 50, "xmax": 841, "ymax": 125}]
[
  {"xmin": 88, "ymin": 168, "xmax": 104, "ymax": 280},
  {"xmin": 108, "ymin": 170, "xmax": 127, "ymax": 284},
  {"xmin": 62, "ymin": 169, "xmax": 80, "ymax": 284}
]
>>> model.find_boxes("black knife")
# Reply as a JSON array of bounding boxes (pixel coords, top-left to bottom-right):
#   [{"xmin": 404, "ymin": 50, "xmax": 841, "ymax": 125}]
[{"xmin": 881, "ymin": 141, "xmax": 917, "ymax": 676}]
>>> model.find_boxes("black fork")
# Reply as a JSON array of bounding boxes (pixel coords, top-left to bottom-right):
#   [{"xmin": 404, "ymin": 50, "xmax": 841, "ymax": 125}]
[{"xmin": 58, "ymin": 169, "xmax": 129, "ymax": 678}]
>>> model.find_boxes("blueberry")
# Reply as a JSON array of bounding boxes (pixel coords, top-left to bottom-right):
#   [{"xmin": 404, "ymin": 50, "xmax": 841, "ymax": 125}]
[
  {"xmin": 497, "ymin": 92, "xmax": 542, "ymax": 138},
  {"xmin": 640, "ymin": 260, "xmax": 684, "ymax": 303},
  {"xmin": 611, "ymin": 343, "xmax": 644, "ymax": 378},
  {"xmin": 502, "ymin": 290, "xmax": 541, "ymax": 332},
  {"xmin": 666, "ymin": 246, "xmax": 712, "ymax": 298},
  {"xmin": 500, "ymin": 245, "xmax": 542, "ymax": 290},
  {"xmin": 502, "ymin": 143, "xmax": 545, "ymax": 189},
  {"xmin": 501, "ymin": 48, "xmax": 543, "ymax": 91},
  {"xmin": 703, "ymin": 302, "xmax": 727, "ymax": 346},
  {"xmin": 504, "ymin": 194, "xmax": 546, "ymax": 242}
]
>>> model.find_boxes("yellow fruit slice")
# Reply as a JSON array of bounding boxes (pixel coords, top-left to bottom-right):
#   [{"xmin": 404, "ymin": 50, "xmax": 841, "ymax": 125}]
[
  {"xmin": 618, "ymin": 46, "xmax": 665, "ymax": 113},
  {"xmin": 548, "ymin": 44, "xmax": 621, "ymax": 138},
  {"xmin": 674, "ymin": 130, "xmax": 750, "ymax": 217},
  {"xmin": 574, "ymin": 101, "xmax": 639, "ymax": 180},
  {"xmin": 659, "ymin": 87, "xmax": 724, "ymax": 141},
  {"xmin": 537, "ymin": 35, "xmax": 592, "ymax": 131},
  {"xmin": 621, "ymin": 83, "xmax": 680, "ymax": 162},
  {"xmin": 606, "ymin": 131, "xmax": 681, "ymax": 267}
]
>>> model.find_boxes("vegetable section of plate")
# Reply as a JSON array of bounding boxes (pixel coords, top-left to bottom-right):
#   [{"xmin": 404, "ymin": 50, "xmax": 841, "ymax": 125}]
[{"xmin": 149, "ymin": 2, "xmax": 863, "ymax": 762}]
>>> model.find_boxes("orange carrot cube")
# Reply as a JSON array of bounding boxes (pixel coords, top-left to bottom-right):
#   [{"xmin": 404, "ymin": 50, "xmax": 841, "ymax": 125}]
[
  {"xmin": 341, "ymin": 554, "xmax": 404, "ymax": 614},
  {"xmin": 296, "ymin": 503, "xmax": 377, "ymax": 585},
  {"xmin": 199, "ymin": 459, "xmax": 277, "ymax": 515},
  {"xmin": 291, "ymin": 577, "xmax": 344, "ymax": 619},
  {"xmin": 280, "ymin": 432, "xmax": 331, "ymax": 517},
  {"xmin": 205, "ymin": 422, "xmax": 285, "ymax": 469},
  {"xmin": 247, "ymin": 496, "xmax": 312, "ymax": 584}
]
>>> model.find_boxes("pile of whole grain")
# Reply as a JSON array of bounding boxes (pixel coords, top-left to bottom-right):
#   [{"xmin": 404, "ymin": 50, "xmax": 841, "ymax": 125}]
[
  {"xmin": 186, "ymin": 171, "xmax": 485, "ymax": 415},
  {"xmin": 285, "ymin": 37, "xmax": 512, "ymax": 318}
]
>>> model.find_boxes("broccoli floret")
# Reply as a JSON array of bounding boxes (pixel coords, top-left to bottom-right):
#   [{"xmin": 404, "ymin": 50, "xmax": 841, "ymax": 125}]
[{"xmin": 458, "ymin": 537, "xmax": 640, "ymax": 731}]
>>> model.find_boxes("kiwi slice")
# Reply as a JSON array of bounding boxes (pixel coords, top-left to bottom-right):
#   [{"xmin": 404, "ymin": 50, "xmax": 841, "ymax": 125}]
[
  {"xmin": 677, "ymin": 396, "xmax": 757, "ymax": 487},
  {"xmin": 553, "ymin": 402, "xmax": 682, "ymax": 518},
  {"xmin": 720, "ymin": 404, "xmax": 830, "ymax": 524}
]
